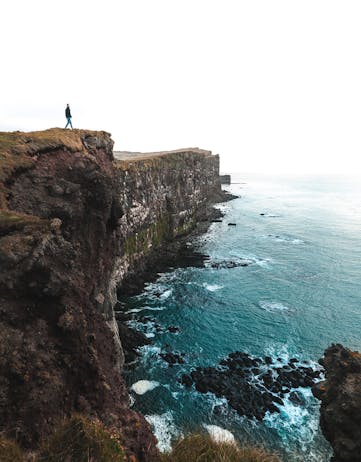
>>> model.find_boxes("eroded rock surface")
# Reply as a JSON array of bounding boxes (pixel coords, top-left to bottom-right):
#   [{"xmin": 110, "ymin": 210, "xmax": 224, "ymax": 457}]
[
  {"xmin": 0, "ymin": 129, "xmax": 225, "ymax": 459},
  {"xmin": 313, "ymin": 344, "xmax": 361, "ymax": 462}
]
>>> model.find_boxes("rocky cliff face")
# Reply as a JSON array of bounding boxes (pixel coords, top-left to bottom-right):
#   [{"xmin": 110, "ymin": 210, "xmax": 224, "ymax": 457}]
[
  {"xmin": 313, "ymin": 344, "xmax": 361, "ymax": 462},
  {"xmin": 0, "ymin": 129, "xmax": 223, "ymax": 459}
]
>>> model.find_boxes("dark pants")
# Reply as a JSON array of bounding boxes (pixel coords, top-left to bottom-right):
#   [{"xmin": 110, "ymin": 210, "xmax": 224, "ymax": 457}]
[{"xmin": 65, "ymin": 117, "xmax": 73, "ymax": 129}]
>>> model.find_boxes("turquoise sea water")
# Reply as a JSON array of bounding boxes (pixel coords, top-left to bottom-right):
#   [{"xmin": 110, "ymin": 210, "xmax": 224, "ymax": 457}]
[{"xmin": 121, "ymin": 174, "xmax": 361, "ymax": 461}]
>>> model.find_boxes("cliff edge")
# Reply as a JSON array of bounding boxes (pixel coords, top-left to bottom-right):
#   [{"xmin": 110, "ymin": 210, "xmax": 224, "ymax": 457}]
[
  {"xmin": 313, "ymin": 344, "xmax": 361, "ymax": 462},
  {"xmin": 0, "ymin": 129, "xmax": 224, "ymax": 460}
]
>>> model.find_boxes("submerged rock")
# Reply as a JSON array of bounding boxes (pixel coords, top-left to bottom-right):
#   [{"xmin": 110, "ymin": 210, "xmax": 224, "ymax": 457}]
[
  {"xmin": 117, "ymin": 324, "xmax": 151, "ymax": 363},
  {"xmin": 167, "ymin": 326, "xmax": 180, "ymax": 333},
  {"xmin": 182, "ymin": 351, "xmax": 321, "ymax": 421},
  {"xmin": 209, "ymin": 259, "xmax": 252, "ymax": 269},
  {"xmin": 160, "ymin": 352, "xmax": 185, "ymax": 366}
]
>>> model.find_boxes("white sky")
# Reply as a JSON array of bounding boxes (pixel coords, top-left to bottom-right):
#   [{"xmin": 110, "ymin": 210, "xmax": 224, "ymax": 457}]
[{"xmin": 1, "ymin": 0, "xmax": 361, "ymax": 174}]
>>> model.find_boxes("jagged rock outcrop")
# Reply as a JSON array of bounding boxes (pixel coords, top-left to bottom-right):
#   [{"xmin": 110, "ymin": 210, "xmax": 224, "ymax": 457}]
[
  {"xmin": 313, "ymin": 344, "xmax": 361, "ymax": 462},
  {"xmin": 0, "ymin": 129, "xmax": 224, "ymax": 459}
]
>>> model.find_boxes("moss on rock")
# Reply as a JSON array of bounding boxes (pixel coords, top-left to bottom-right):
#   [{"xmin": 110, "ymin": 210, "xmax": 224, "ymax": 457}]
[
  {"xmin": 123, "ymin": 216, "xmax": 170, "ymax": 262},
  {"xmin": 0, "ymin": 210, "xmax": 48, "ymax": 234}
]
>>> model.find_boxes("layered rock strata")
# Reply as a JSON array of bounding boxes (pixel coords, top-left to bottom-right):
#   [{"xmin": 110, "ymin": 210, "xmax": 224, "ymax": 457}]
[
  {"xmin": 313, "ymin": 344, "xmax": 361, "ymax": 462},
  {"xmin": 0, "ymin": 129, "xmax": 224, "ymax": 459}
]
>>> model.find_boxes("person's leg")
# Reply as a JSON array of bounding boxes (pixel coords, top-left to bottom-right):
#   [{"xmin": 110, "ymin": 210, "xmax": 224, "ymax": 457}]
[
  {"xmin": 70, "ymin": 118, "xmax": 73, "ymax": 129},
  {"xmin": 65, "ymin": 118, "xmax": 69, "ymax": 128}
]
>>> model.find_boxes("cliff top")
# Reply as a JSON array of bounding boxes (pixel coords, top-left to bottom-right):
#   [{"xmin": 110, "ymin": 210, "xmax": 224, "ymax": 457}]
[
  {"xmin": 0, "ymin": 128, "xmax": 114, "ymax": 208},
  {"xmin": 0, "ymin": 129, "xmax": 218, "ymax": 207},
  {"xmin": 0, "ymin": 128, "xmax": 112, "ymax": 177},
  {"xmin": 114, "ymin": 148, "xmax": 214, "ymax": 162},
  {"xmin": 0, "ymin": 130, "xmax": 215, "ymax": 185}
]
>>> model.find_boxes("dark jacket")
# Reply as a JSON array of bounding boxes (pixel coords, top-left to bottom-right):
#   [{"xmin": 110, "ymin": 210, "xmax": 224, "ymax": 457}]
[{"xmin": 65, "ymin": 106, "xmax": 71, "ymax": 118}]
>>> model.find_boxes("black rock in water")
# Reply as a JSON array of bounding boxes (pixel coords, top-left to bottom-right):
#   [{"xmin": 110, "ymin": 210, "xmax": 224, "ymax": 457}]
[
  {"xmin": 117, "ymin": 324, "xmax": 151, "ymax": 363},
  {"xmin": 182, "ymin": 351, "xmax": 322, "ymax": 421},
  {"xmin": 167, "ymin": 326, "xmax": 180, "ymax": 333},
  {"xmin": 209, "ymin": 259, "xmax": 252, "ymax": 269},
  {"xmin": 160, "ymin": 352, "xmax": 185, "ymax": 366}
]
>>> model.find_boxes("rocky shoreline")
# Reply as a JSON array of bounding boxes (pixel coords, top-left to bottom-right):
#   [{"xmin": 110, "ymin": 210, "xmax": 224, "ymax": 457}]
[
  {"xmin": 181, "ymin": 352, "xmax": 321, "ymax": 421},
  {"xmin": 1, "ymin": 128, "xmax": 360, "ymax": 462},
  {"xmin": 114, "ymin": 196, "xmax": 237, "ymax": 364},
  {"xmin": 312, "ymin": 344, "xmax": 361, "ymax": 462},
  {"xmin": 115, "ymin": 202, "xmax": 361, "ymax": 462}
]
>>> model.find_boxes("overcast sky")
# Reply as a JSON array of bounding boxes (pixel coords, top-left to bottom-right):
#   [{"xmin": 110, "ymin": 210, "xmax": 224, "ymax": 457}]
[{"xmin": 1, "ymin": 0, "xmax": 361, "ymax": 174}]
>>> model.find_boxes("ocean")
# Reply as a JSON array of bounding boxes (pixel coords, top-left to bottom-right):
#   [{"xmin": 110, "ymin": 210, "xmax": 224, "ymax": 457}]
[{"xmin": 120, "ymin": 173, "xmax": 361, "ymax": 461}]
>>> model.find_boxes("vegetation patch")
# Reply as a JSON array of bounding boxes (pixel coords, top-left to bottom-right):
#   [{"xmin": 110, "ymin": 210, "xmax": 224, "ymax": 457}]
[
  {"xmin": 37, "ymin": 414, "xmax": 125, "ymax": 462},
  {"xmin": 0, "ymin": 210, "xmax": 48, "ymax": 236},
  {"xmin": 0, "ymin": 128, "xmax": 106, "ymax": 187},
  {"xmin": 0, "ymin": 436, "xmax": 24, "ymax": 462},
  {"xmin": 160, "ymin": 434, "xmax": 281, "ymax": 462},
  {"xmin": 123, "ymin": 216, "xmax": 170, "ymax": 261}
]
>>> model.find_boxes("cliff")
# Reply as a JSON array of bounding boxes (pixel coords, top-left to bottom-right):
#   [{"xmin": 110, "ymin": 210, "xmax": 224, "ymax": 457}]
[
  {"xmin": 313, "ymin": 344, "xmax": 361, "ymax": 462},
  {"xmin": 0, "ymin": 129, "xmax": 224, "ymax": 459}
]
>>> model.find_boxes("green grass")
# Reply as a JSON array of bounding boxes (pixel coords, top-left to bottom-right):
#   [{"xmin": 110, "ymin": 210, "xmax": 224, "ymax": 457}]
[{"xmin": 0, "ymin": 210, "xmax": 49, "ymax": 239}]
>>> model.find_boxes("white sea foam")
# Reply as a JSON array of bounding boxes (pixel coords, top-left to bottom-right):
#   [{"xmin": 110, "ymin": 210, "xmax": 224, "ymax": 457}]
[
  {"xmin": 255, "ymin": 258, "xmax": 273, "ymax": 268},
  {"xmin": 291, "ymin": 238, "xmax": 304, "ymax": 244},
  {"xmin": 134, "ymin": 282, "xmax": 174, "ymax": 301},
  {"xmin": 138, "ymin": 345, "xmax": 162, "ymax": 359},
  {"xmin": 126, "ymin": 305, "xmax": 165, "ymax": 314},
  {"xmin": 160, "ymin": 289, "xmax": 173, "ymax": 299},
  {"xmin": 214, "ymin": 204, "xmax": 230, "ymax": 213},
  {"xmin": 125, "ymin": 307, "xmax": 145, "ymax": 314},
  {"xmin": 129, "ymin": 394, "xmax": 135, "ymax": 407},
  {"xmin": 145, "ymin": 411, "xmax": 181, "ymax": 452},
  {"xmin": 228, "ymin": 253, "xmax": 273, "ymax": 268},
  {"xmin": 131, "ymin": 380, "xmax": 160, "ymax": 395},
  {"xmin": 264, "ymin": 390, "xmax": 320, "ymax": 452},
  {"xmin": 203, "ymin": 425, "xmax": 235, "ymax": 444},
  {"xmin": 261, "ymin": 234, "xmax": 304, "ymax": 245},
  {"xmin": 145, "ymin": 332, "xmax": 155, "ymax": 338},
  {"xmin": 259, "ymin": 301, "xmax": 293, "ymax": 313},
  {"xmin": 203, "ymin": 283, "xmax": 224, "ymax": 291}
]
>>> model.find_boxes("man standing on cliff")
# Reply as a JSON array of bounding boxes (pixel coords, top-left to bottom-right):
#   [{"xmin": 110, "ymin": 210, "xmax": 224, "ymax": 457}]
[{"xmin": 65, "ymin": 104, "xmax": 73, "ymax": 129}]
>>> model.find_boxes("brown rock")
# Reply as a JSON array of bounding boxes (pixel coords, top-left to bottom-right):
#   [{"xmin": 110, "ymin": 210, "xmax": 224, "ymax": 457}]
[
  {"xmin": 0, "ymin": 129, "xmax": 226, "ymax": 460},
  {"xmin": 312, "ymin": 344, "xmax": 361, "ymax": 462}
]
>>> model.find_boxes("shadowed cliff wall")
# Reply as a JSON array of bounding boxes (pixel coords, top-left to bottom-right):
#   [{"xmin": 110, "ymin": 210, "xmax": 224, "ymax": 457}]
[{"xmin": 0, "ymin": 129, "xmax": 223, "ymax": 459}]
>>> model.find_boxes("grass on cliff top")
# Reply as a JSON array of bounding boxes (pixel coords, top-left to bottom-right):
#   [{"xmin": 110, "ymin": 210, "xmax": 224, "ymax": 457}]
[
  {"xmin": 114, "ymin": 149, "xmax": 209, "ymax": 172},
  {"xmin": 160, "ymin": 434, "xmax": 281, "ymax": 462},
  {"xmin": 0, "ymin": 128, "xmax": 93, "ymax": 156},
  {"xmin": 37, "ymin": 414, "xmax": 125, "ymax": 462}
]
